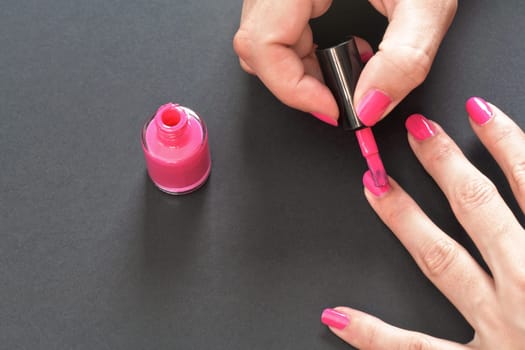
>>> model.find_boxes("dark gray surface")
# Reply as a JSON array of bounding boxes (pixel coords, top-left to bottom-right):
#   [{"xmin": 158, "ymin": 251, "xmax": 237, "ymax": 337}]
[{"xmin": 1, "ymin": 1, "xmax": 524, "ymax": 349}]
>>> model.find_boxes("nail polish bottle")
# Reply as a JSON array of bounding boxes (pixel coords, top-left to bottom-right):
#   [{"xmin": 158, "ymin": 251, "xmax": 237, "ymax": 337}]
[{"xmin": 141, "ymin": 103, "xmax": 211, "ymax": 195}]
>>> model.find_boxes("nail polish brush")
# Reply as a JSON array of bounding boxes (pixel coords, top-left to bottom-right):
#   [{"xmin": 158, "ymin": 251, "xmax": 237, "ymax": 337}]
[{"xmin": 316, "ymin": 37, "xmax": 388, "ymax": 187}]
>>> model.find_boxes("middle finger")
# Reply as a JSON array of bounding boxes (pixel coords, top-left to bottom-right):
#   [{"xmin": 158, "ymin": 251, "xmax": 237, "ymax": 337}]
[{"xmin": 405, "ymin": 114, "xmax": 523, "ymax": 276}]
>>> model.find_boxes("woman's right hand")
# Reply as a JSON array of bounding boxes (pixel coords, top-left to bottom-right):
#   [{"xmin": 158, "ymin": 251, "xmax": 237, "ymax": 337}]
[{"xmin": 233, "ymin": 0, "xmax": 457, "ymax": 127}]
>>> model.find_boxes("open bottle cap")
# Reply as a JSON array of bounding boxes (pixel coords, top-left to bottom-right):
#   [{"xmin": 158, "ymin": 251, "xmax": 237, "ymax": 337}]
[{"xmin": 316, "ymin": 37, "xmax": 364, "ymax": 131}]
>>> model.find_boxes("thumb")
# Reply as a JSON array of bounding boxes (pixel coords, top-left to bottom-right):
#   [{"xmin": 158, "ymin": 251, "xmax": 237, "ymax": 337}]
[
  {"xmin": 321, "ymin": 307, "xmax": 466, "ymax": 349},
  {"xmin": 354, "ymin": 0, "xmax": 457, "ymax": 126}
]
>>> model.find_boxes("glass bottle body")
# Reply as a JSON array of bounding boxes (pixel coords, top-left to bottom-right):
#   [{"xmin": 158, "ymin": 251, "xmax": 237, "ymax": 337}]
[{"xmin": 141, "ymin": 103, "xmax": 211, "ymax": 195}]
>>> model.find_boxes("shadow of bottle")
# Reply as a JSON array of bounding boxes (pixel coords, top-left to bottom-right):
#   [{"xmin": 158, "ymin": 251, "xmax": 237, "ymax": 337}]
[{"xmin": 139, "ymin": 172, "xmax": 210, "ymax": 287}]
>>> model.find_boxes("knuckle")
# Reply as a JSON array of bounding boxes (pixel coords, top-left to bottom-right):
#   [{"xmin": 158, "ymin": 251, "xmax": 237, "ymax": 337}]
[
  {"xmin": 428, "ymin": 136, "xmax": 456, "ymax": 164},
  {"xmin": 378, "ymin": 44, "xmax": 432, "ymax": 87},
  {"xmin": 510, "ymin": 160, "xmax": 525, "ymax": 195},
  {"xmin": 403, "ymin": 49, "xmax": 432, "ymax": 86},
  {"xmin": 453, "ymin": 177, "xmax": 497, "ymax": 211},
  {"xmin": 405, "ymin": 334, "xmax": 432, "ymax": 350},
  {"xmin": 492, "ymin": 124, "xmax": 514, "ymax": 147},
  {"xmin": 513, "ymin": 268, "xmax": 525, "ymax": 291},
  {"xmin": 362, "ymin": 320, "xmax": 380, "ymax": 349},
  {"xmin": 421, "ymin": 239, "xmax": 458, "ymax": 277},
  {"xmin": 489, "ymin": 220, "xmax": 513, "ymax": 246},
  {"xmin": 469, "ymin": 293, "xmax": 495, "ymax": 322},
  {"xmin": 384, "ymin": 201, "xmax": 414, "ymax": 227},
  {"xmin": 233, "ymin": 28, "xmax": 252, "ymax": 60}
]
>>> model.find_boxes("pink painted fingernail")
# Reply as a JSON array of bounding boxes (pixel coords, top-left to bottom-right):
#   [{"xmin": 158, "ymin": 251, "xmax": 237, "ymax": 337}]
[
  {"xmin": 311, "ymin": 112, "xmax": 338, "ymax": 127},
  {"xmin": 360, "ymin": 51, "xmax": 374, "ymax": 63},
  {"xmin": 363, "ymin": 170, "xmax": 391, "ymax": 197},
  {"xmin": 405, "ymin": 114, "xmax": 436, "ymax": 141},
  {"xmin": 466, "ymin": 97, "xmax": 493, "ymax": 125},
  {"xmin": 356, "ymin": 89, "xmax": 392, "ymax": 126},
  {"xmin": 321, "ymin": 309, "xmax": 350, "ymax": 330}
]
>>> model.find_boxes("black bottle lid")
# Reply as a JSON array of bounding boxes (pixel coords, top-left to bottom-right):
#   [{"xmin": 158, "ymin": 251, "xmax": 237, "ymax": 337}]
[{"xmin": 316, "ymin": 37, "xmax": 364, "ymax": 131}]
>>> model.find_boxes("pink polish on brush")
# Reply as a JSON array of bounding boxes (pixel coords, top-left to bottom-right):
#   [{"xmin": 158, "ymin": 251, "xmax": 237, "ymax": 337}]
[
  {"xmin": 356, "ymin": 128, "xmax": 388, "ymax": 187},
  {"xmin": 141, "ymin": 103, "xmax": 211, "ymax": 195},
  {"xmin": 316, "ymin": 37, "xmax": 389, "ymax": 186},
  {"xmin": 363, "ymin": 170, "xmax": 390, "ymax": 196}
]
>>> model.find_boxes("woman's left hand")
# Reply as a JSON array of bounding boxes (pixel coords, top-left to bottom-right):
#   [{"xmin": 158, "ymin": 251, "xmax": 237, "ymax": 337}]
[{"xmin": 321, "ymin": 97, "xmax": 525, "ymax": 349}]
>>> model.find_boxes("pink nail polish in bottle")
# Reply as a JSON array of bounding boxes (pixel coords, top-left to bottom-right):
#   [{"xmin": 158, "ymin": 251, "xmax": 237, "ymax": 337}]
[{"xmin": 141, "ymin": 103, "xmax": 211, "ymax": 195}]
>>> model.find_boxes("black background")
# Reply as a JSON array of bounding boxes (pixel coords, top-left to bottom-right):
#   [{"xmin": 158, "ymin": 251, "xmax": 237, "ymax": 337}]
[{"xmin": 1, "ymin": 1, "xmax": 524, "ymax": 349}]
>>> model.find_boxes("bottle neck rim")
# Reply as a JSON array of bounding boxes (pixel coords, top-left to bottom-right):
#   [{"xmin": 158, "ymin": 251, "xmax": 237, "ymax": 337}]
[{"xmin": 155, "ymin": 103, "xmax": 188, "ymax": 144}]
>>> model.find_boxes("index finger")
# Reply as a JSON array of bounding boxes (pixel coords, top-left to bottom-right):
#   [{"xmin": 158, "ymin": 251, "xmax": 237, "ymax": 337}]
[{"xmin": 234, "ymin": 0, "xmax": 339, "ymax": 120}]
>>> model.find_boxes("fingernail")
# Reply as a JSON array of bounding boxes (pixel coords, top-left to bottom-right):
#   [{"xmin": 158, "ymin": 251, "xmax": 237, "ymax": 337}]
[
  {"xmin": 466, "ymin": 97, "xmax": 493, "ymax": 125},
  {"xmin": 356, "ymin": 89, "xmax": 392, "ymax": 126},
  {"xmin": 363, "ymin": 170, "xmax": 390, "ymax": 197},
  {"xmin": 360, "ymin": 51, "xmax": 373, "ymax": 63},
  {"xmin": 405, "ymin": 114, "xmax": 436, "ymax": 141},
  {"xmin": 311, "ymin": 112, "xmax": 338, "ymax": 127},
  {"xmin": 321, "ymin": 309, "xmax": 350, "ymax": 330}
]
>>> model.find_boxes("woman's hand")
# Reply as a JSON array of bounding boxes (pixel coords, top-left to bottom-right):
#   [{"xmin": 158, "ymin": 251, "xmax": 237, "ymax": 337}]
[
  {"xmin": 321, "ymin": 97, "xmax": 525, "ymax": 349},
  {"xmin": 233, "ymin": 0, "xmax": 457, "ymax": 126}
]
